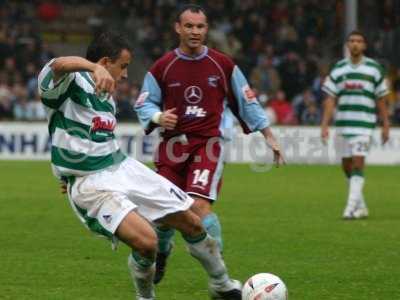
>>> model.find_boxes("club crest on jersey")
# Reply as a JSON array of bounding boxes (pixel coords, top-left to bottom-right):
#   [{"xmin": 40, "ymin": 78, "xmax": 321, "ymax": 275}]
[
  {"xmin": 91, "ymin": 116, "xmax": 116, "ymax": 132},
  {"xmin": 184, "ymin": 86, "xmax": 203, "ymax": 104},
  {"xmin": 208, "ymin": 75, "xmax": 220, "ymax": 87},
  {"xmin": 242, "ymin": 84, "xmax": 257, "ymax": 102}
]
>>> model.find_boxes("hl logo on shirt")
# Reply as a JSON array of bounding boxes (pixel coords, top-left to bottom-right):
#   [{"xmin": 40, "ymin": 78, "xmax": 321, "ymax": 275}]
[{"xmin": 185, "ymin": 106, "xmax": 207, "ymax": 117}]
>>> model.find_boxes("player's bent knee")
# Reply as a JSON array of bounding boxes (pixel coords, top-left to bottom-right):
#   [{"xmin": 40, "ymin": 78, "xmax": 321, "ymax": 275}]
[
  {"xmin": 159, "ymin": 210, "xmax": 204, "ymax": 237},
  {"xmin": 133, "ymin": 235, "xmax": 157, "ymax": 258},
  {"xmin": 116, "ymin": 211, "xmax": 158, "ymax": 257},
  {"xmin": 181, "ymin": 213, "xmax": 204, "ymax": 237},
  {"xmin": 190, "ymin": 197, "xmax": 212, "ymax": 218},
  {"xmin": 123, "ymin": 231, "xmax": 157, "ymax": 258}
]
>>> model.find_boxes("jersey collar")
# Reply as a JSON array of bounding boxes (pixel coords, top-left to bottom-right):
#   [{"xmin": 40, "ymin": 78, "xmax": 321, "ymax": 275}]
[
  {"xmin": 174, "ymin": 46, "xmax": 208, "ymax": 61},
  {"xmin": 348, "ymin": 55, "xmax": 365, "ymax": 68}
]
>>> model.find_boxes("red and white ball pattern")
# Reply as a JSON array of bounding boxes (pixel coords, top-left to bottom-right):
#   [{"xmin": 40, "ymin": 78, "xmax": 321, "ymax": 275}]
[{"xmin": 242, "ymin": 273, "xmax": 288, "ymax": 300}]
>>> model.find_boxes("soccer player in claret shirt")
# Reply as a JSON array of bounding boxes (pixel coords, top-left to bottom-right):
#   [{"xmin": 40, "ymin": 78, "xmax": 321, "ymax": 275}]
[
  {"xmin": 321, "ymin": 30, "xmax": 390, "ymax": 219},
  {"xmin": 135, "ymin": 4, "xmax": 285, "ymax": 286},
  {"xmin": 38, "ymin": 31, "xmax": 243, "ymax": 300}
]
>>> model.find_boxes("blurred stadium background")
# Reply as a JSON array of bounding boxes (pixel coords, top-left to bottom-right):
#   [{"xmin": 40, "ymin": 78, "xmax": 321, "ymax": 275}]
[{"xmin": 1, "ymin": 0, "xmax": 400, "ymax": 125}]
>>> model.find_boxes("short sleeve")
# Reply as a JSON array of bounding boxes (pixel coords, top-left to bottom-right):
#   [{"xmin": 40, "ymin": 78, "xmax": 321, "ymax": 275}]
[
  {"xmin": 38, "ymin": 59, "xmax": 75, "ymax": 99},
  {"xmin": 322, "ymin": 74, "xmax": 338, "ymax": 97}
]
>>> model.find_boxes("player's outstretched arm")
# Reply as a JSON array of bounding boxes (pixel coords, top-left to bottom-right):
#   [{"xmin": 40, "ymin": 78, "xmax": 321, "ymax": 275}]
[
  {"xmin": 260, "ymin": 127, "xmax": 285, "ymax": 167},
  {"xmin": 51, "ymin": 56, "xmax": 115, "ymax": 94},
  {"xmin": 320, "ymin": 95, "xmax": 336, "ymax": 144},
  {"xmin": 227, "ymin": 65, "xmax": 284, "ymax": 166},
  {"xmin": 377, "ymin": 96, "xmax": 390, "ymax": 145}
]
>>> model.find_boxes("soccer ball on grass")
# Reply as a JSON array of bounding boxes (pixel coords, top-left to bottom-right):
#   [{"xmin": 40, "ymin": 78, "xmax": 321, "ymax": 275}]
[{"xmin": 242, "ymin": 273, "xmax": 288, "ymax": 300}]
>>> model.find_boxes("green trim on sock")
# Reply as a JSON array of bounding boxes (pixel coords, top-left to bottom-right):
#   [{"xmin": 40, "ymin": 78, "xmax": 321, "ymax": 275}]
[
  {"xmin": 182, "ymin": 231, "xmax": 207, "ymax": 244},
  {"xmin": 351, "ymin": 170, "xmax": 364, "ymax": 177},
  {"xmin": 156, "ymin": 226, "xmax": 174, "ymax": 233},
  {"xmin": 155, "ymin": 227, "xmax": 175, "ymax": 253},
  {"xmin": 131, "ymin": 252, "xmax": 154, "ymax": 268}
]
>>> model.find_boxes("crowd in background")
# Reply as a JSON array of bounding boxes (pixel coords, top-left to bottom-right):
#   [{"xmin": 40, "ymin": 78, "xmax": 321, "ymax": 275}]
[{"xmin": 1, "ymin": 0, "xmax": 400, "ymax": 125}]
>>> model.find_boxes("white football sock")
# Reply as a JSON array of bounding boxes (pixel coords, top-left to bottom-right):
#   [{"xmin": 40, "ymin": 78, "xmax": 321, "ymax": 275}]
[
  {"xmin": 347, "ymin": 175, "xmax": 365, "ymax": 209},
  {"xmin": 128, "ymin": 254, "xmax": 155, "ymax": 300},
  {"xmin": 358, "ymin": 193, "xmax": 367, "ymax": 209},
  {"xmin": 186, "ymin": 234, "xmax": 229, "ymax": 286}
]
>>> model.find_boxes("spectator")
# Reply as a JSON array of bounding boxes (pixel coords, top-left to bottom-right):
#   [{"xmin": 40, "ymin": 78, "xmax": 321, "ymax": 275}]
[
  {"xmin": 300, "ymin": 101, "xmax": 321, "ymax": 125},
  {"xmin": 391, "ymin": 87, "xmax": 400, "ymax": 125},
  {"xmin": 13, "ymin": 97, "xmax": 29, "ymax": 120},
  {"xmin": 267, "ymin": 90, "xmax": 297, "ymax": 125},
  {"xmin": 0, "ymin": 0, "xmax": 398, "ymax": 125},
  {"xmin": 311, "ymin": 64, "xmax": 329, "ymax": 106},
  {"xmin": 24, "ymin": 62, "xmax": 38, "ymax": 98},
  {"xmin": 250, "ymin": 56, "xmax": 281, "ymax": 96},
  {"xmin": 0, "ymin": 29, "xmax": 13, "ymax": 66},
  {"xmin": 292, "ymin": 88, "xmax": 317, "ymax": 121},
  {"xmin": 12, "ymin": 83, "xmax": 29, "ymax": 120},
  {"xmin": 279, "ymin": 51, "xmax": 301, "ymax": 100},
  {"xmin": 37, "ymin": 1, "xmax": 62, "ymax": 23},
  {"xmin": 0, "ymin": 78, "xmax": 13, "ymax": 120},
  {"xmin": 221, "ymin": 33, "xmax": 242, "ymax": 60},
  {"xmin": 26, "ymin": 92, "xmax": 46, "ymax": 121},
  {"xmin": 38, "ymin": 42, "xmax": 55, "ymax": 67},
  {"xmin": 114, "ymin": 79, "xmax": 136, "ymax": 121}
]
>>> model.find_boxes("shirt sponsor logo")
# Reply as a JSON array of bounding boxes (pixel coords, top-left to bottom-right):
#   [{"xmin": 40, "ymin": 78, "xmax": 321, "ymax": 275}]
[
  {"xmin": 208, "ymin": 75, "xmax": 220, "ymax": 87},
  {"xmin": 135, "ymin": 91, "xmax": 149, "ymax": 107},
  {"xmin": 185, "ymin": 105, "xmax": 207, "ymax": 117},
  {"xmin": 242, "ymin": 85, "xmax": 257, "ymax": 102},
  {"xmin": 91, "ymin": 116, "xmax": 116, "ymax": 132},
  {"xmin": 344, "ymin": 82, "xmax": 364, "ymax": 90},
  {"xmin": 184, "ymin": 86, "xmax": 203, "ymax": 104}
]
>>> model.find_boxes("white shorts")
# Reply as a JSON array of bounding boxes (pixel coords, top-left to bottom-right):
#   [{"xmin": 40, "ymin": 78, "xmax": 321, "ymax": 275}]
[
  {"xmin": 336, "ymin": 135, "xmax": 371, "ymax": 158},
  {"xmin": 67, "ymin": 157, "xmax": 193, "ymax": 238}
]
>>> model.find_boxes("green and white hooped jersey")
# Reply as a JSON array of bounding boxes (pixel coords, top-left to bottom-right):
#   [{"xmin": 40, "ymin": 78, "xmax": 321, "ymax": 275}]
[
  {"xmin": 38, "ymin": 59, "xmax": 126, "ymax": 178},
  {"xmin": 322, "ymin": 56, "xmax": 389, "ymax": 136}
]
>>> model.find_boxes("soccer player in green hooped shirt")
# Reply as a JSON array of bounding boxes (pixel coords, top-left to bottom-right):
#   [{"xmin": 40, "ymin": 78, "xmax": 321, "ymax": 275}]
[
  {"xmin": 321, "ymin": 30, "xmax": 390, "ymax": 220},
  {"xmin": 38, "ymin": 31, "xmax": 241, "ymax": 300}
]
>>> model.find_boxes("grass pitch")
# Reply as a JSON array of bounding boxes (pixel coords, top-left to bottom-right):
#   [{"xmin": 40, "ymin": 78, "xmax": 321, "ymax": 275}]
[{"xmin": 1, "ymin": 161, "xmax": 399, "ymax": 299}]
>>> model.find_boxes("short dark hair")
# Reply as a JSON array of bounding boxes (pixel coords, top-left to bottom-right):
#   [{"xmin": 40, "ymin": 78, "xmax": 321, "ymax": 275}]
[
  {"xmin": 86, "ymin": 30, "xmax": 132, "ymax": 63},
  {"xmin": 175, "ymin": 4, "xmax": 207, "ymax": 23},
  {"xmin": 347, "ymin": 30, "xmax": 367, "ymax": 43}
]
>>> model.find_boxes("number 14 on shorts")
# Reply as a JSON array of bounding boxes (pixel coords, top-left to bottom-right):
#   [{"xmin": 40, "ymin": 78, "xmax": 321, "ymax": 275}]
[{"xmin": 192, "ymin": 169, "xmax": 210, "ymax": 186}]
